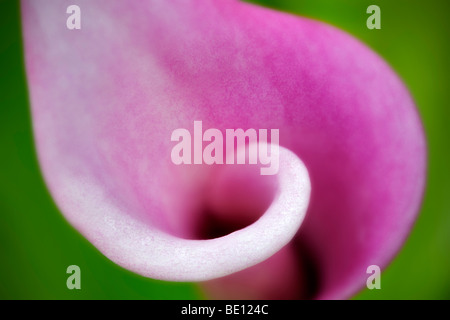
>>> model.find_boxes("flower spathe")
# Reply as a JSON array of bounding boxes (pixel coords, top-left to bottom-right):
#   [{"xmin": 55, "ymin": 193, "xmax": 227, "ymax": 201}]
[{"xmin": 22, "ymin": 0, "xmax": 426, "ymax": 299}]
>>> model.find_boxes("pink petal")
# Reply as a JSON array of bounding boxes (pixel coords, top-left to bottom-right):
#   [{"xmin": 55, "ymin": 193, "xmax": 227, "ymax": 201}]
[{"xmin": 22, "ymin": 0, "xmax": 426, "ymax": 299}]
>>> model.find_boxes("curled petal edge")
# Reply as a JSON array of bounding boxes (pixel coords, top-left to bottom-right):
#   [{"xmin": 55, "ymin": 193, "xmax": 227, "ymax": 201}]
[{"xmin": 53, "ymin": 142, "xmax": 310, "ymax": 281}]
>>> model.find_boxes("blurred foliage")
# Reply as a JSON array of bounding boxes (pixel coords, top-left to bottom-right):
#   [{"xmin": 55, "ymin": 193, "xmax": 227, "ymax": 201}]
[{"xmin": 0, "ymin": 0, "xmax": 449, "ymax": 299}]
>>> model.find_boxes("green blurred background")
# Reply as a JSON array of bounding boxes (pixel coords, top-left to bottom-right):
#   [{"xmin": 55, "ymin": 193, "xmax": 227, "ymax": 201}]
[{"xmin": 0, "ymin": 0, "xmax": 449, "ymax": 299}]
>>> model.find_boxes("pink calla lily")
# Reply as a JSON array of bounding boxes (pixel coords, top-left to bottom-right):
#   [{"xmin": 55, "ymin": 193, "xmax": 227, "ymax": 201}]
[{"xmin": 22, "ymin": 0, "xmax": 426, "ymax": 299}]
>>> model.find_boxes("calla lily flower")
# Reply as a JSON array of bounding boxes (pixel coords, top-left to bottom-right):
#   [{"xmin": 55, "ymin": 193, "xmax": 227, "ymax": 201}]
[{"xmin": 22, "ymin": 0, "xmax": 426, "ymax": 299}]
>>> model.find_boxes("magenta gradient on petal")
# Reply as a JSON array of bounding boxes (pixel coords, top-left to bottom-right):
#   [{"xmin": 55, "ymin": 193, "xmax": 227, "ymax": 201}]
[{"xmin": 22, "ymin": 0, "xmax": 426, "ymax": 299}]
